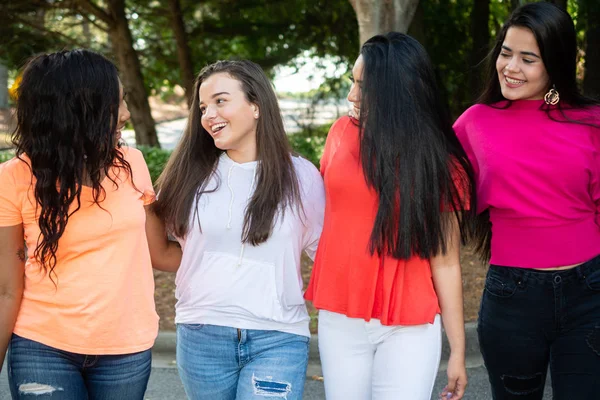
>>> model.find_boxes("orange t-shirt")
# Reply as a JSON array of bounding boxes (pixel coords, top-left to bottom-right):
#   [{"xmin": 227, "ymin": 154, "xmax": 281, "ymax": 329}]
[
  {"xmin": 0, "ymin": 147, "xmax": 158, "ymax": 354},
  {"xmin": 304, "ymin": 117, "xmax": 441, "ymax": 325}
]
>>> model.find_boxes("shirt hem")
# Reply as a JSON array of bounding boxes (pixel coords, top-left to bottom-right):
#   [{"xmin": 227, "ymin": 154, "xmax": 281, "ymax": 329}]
[
  {"xmin": 12, "ymin": 328, "xmax": 158, "ymax": 355},
  {"xmin": 175, "ymin": 309, "xmax": 310, "ymax": 338},
  {"xmin": 311, "ymin": 302, "xmax": 440, "ymax": 326}
]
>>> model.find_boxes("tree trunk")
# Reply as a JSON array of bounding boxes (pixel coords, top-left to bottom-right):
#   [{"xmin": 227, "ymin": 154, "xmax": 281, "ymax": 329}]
[
  {"xmin": 407, "ymin": 1, "xmax": 426, "ymax": 49},
  {"xmin": 0, "ymin": 63, "xmax": 8, "ymax": 109},
  {"xmin": 470, "ymin": 0, "xmax": 490, "ymax": 101},
  {"xmin": 107, "ymin": 0, "xmax": 160, "ymax": 147},
  {"xmin": 583, "ymin": 2, "xmax": 600, "ymax": 99},
  {"xmin": 167, "ymin": 0, "xmax": 195, "ymax": 108},
  {"xmin": 82, "ymin": 20, "xmax": 93, "ymax": 47},
  {"xmin": 348, "ymin": 0, "xmax": 420, "ymax": 46}
]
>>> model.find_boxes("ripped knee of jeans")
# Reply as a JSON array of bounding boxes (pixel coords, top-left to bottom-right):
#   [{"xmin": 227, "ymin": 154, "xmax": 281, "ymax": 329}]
[
  {"xmin": 501, "ymin": 373, "xmax": 544, "ymax": 396},
  {"xmin": 18, "ymin": 383, "xmax": 64, "ymax": 396},
  {"xmin": 586, "ymin": 325, "xmax": 600, "ymax": 356},
  {"xmin": 252, "ymin": 373, "xmax": 292, "ymax": 398}
]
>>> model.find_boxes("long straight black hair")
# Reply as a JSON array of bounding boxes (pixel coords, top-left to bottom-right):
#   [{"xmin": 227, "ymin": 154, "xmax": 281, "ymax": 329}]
[
  {"xmin": 357, "ymin": 32, "xmax": 475, "ymax": 260},
  {"xmin": 154, "ymin": 60, "xmax": 301, "ymax": 244},
  {"xmin": 13, "ymin": 49, "xmax": 131, "ymax": 282},
  {"xmin": 474, "ymin": 2, "xmax": 599, "ymax": 261}
]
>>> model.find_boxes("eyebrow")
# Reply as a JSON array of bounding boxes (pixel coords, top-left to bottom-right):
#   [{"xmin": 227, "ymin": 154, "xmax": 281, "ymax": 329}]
[
  {"xmin": 501, "ymin": 45, "xmax": 541, "ymax": 59},
  {"xmin": 199, "ymin": 91, "xmax": 230, "ymax": 104}
]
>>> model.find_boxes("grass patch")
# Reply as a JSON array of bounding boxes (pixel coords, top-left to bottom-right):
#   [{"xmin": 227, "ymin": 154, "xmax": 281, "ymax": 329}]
[
  {"xmin": 137, "ymin": 145, "xmax": 172, "ymax": 183},
  {"xmin": 0, "ymin": 149, "xmax": 14, "ymax": 163}
]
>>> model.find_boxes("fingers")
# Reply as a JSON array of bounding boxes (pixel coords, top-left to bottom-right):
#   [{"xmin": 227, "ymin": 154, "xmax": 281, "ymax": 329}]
[
  {"xmin": 440, "ymin": 385, "xmax": 451, "ymax": 400},
  {"xmin": 454, "ymin": 375, "xmax": 467, "ymax": 399},
  {"xmin": 441, "ymin": 375, "xmax": 467, "ymax": 400}
]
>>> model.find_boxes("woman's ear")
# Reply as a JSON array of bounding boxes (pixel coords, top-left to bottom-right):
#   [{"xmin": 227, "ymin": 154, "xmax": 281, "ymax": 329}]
[{"xmin": 252, "ymin": 104, "xmax": 260, "ymax": 119}]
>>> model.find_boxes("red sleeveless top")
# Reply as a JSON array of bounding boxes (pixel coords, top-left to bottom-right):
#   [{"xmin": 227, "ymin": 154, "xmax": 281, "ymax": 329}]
[{"xmin": 305, "ymin": 117, "xmax": 441, "ymax": 325}]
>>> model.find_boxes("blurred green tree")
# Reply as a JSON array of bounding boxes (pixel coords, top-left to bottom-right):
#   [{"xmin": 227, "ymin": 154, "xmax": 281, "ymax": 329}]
[{"xmin": 0, "ymin": 0, "xmax": 357, "ymax": 145}]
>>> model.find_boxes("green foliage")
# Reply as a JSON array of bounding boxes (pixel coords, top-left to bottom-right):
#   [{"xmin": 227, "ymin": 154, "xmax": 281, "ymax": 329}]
[
  {"xmin": 4, "ymin": 0, "xmax": 595, "ymax": 121},
  {"xmin": 0, "ymin": 1, "xmax": 85, "ymax": 69},
  {"xmin": 126, "ymin": 0, "xmax": 358, "ymax": 96},
  {"xmin": 138, "ymin": 145, "xmax": 172, "ymax": 183},
  {"xmin": 0, "ymin": 150, "xmax": 15, "ymax": 163},
  {"xmin": 288, "ymin": 124, "xmax": 329, "ymax": 167},
  {"xmin": 3, "ymin": 0, "xmax": 357, "ymax": 99},
  {"xmin": 419, "ymin": 0, "xmax": 480, "ymax": 116}
]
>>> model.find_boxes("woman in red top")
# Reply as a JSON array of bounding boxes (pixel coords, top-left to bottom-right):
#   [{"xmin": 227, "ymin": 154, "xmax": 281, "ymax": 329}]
[{"xmin": 305, "ymin": 32, "xmax": 475, "ymax": 400}]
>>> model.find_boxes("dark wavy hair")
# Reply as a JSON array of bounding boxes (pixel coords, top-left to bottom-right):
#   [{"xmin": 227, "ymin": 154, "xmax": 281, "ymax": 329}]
[
  {"xmin": 357, "ymin": 32, "xmax": 475, "ymax": 259},
  {"xmin": 154, "ymin": 60, "xmax": 301, "ymax": 244},
  {"xmin": 474, "ymin": 2, "xmax": 599, "ymax": 261},
  {"xmin": 12, "ymin": 49, "xmax": 132, "ymax": 282}
]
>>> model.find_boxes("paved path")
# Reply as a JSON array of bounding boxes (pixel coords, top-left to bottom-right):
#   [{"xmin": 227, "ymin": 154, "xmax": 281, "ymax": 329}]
[
  {"xmin": 0, "ymin": 363, "xmax": 552, "ymax": 400},
  {"xmin": 1, "ymin": 326, "xmax": 553, "ymax": 399}
]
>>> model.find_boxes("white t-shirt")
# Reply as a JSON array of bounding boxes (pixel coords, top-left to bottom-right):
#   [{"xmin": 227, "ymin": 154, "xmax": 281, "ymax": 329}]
[{"xmin": 174, "ymin": 153, "xmax": 325, "ymax": 337}]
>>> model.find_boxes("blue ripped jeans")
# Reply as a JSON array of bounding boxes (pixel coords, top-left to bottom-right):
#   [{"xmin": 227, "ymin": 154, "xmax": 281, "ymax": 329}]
[
  {"xmin": 478, "ymin": 255, "xmax": 600, "ymax": 400},
  {"xmin": 176, "ymin": 324, "xmax": 309, "ymax": 400},
  {"xmin": 7, "ymin": 334, "xmax": 151, "ymax": 399}
]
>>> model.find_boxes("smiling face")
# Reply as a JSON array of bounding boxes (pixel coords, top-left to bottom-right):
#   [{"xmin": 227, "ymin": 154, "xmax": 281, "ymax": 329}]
[
  {"xmin": 496, "ymin": 26, "xmax": 550, "ymax": 101},
  {"xmin": 199, "ymin": 73, "xmax": 259, "ymax": 163},
  {"xmin": 347, "ymin": 54, "xmax": 364, "ymax": 119}
]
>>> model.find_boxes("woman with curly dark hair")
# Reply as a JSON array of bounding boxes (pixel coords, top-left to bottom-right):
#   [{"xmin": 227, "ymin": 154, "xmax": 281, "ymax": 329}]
[{"xmin": 0, "ymin": 49, "xmax": 180, "ymax": 399}]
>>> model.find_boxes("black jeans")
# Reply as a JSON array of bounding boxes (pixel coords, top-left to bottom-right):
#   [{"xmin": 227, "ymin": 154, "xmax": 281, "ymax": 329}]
[{"xmin": 478, "ymin": 255, "xmax": 600, "ymax": 400}]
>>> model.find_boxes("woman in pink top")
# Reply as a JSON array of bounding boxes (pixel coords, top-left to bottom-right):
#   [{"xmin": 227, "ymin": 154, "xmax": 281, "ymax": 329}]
[
  {"xmin": 0, "ymin": 50, "xmax": 180, "ymax": 399},
  {"xmin": 454, "ymin": 3, "xmax": 600, "ymax": 399}
]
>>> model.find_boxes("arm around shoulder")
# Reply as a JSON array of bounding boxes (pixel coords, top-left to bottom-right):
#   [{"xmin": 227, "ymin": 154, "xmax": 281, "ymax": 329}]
[
  {"xmin": 298, "ymin": 158, "xmax": 325, "ymax": 260},
  {"xmin": 128, "ymin": 147, "xmax": 182, "ymax": 272},
  {"xmin": 145, "ymin": 204, "xmax": 182, "ymax": 273}
]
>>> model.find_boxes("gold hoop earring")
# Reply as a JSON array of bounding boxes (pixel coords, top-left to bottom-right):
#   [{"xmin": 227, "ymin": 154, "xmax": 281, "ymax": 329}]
[{"xmin": 544, "ymin": 85, "xmax": 559, "ymax": 105}]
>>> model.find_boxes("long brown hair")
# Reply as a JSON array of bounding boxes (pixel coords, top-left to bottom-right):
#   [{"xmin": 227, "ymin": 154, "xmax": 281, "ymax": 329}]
[{"xmin": 154, "ymin": 60, "xmax": 301, "ymax": 245}]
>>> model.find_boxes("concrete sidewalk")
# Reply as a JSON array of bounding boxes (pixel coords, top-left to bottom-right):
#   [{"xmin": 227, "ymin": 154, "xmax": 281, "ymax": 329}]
[
  {"xmin": 2, "ymin": 323, "xmax": 556, "ymax": 399},
  {"xmin": 151, "ymin": 322, "xmax": 484, "ymax": 373}
]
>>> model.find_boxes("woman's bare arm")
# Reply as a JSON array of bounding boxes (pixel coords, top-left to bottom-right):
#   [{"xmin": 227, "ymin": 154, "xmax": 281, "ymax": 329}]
[
  {"xmin": 0, "ymin": 224, "xmax": 25, "ymax": 373},
  {"xmin": 431, "ymin": 215, "xmax": 468, "ymax": 400},
  {"xmin": 145, "ymin": 206, "xmax": 182, "ymax": 273}
]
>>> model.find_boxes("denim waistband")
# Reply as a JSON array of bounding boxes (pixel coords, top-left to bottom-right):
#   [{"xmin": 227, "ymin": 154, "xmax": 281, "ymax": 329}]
[{"xmin": 489, "ymin": 254, "xmax": 600, "ymax": 284}]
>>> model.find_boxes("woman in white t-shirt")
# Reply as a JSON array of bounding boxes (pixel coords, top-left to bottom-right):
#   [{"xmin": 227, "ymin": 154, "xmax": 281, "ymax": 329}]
[{"xmin": 153, "ymin": 60, "xmax": 325, "ymax": 400}]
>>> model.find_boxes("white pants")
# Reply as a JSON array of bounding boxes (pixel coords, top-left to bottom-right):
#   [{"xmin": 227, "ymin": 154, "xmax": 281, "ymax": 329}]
[{"xmin": 318, "ymin": 310, "xmax": 442, "ymax": 400}]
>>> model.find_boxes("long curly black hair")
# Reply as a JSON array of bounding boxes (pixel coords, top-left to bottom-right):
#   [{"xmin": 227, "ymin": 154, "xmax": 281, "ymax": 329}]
[{"xmin": 12, "ymin": 49, "xmax": 133, "ymax": 282}]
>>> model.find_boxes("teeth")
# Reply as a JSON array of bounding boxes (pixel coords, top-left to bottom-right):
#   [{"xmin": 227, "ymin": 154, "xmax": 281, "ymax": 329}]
[
  {"xmin": 506, "ymin": 77, "xmax": 525, "ymax": 84},
  {"xmin": 211, "ymin": 122, "xmax": 227, "ymax": 132}
]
